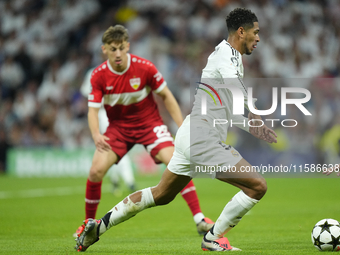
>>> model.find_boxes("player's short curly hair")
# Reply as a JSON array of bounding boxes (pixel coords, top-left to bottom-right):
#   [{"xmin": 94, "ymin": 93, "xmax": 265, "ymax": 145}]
[
  {"xmin": 102, "ymin": 25, "xmax": 129, "ymax": 45},
  {"xmin": 226, "ymin": 8, "xmax": 258, "ymax": 33}
]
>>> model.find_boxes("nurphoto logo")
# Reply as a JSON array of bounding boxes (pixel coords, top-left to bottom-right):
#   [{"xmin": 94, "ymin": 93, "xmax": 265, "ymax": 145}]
[{"xmin": 198, "ymin": 82, "xmax": 312, "ymax": 128}]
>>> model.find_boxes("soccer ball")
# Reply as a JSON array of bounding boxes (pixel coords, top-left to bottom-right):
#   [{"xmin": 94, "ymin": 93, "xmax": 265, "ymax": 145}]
[{"xmin": 311, "ymin": 219, "xmax": 340, "ymax": 251}]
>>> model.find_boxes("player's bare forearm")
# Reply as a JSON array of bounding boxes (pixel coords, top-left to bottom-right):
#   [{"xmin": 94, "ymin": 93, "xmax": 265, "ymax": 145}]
[
  {"xmin": 163, "ymin": 96, "xmax": 183, "ymax": 127},
  {"xmin": 88, "ymin": 107, "xmax": 101, "ymax": 138},
  {"xmin": 88, "ymin": 107, "xmax": 111, "ymax": 152},
  {"xmin": 157, "ymin": 87, "xmax": 183, "ymax": 127},
  {"xmin": 248, "ymin": 112, "xmax": 262, "ymax": 136},
  {"xmin": 248, "ymin": 112, "xmax": 277, "ymax": 143}
]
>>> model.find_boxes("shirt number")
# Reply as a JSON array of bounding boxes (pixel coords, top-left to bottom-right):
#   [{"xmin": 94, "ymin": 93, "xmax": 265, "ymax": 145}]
[{"xmin": 153, "ymin": 125, "xmax": 170, "ymax": 138}]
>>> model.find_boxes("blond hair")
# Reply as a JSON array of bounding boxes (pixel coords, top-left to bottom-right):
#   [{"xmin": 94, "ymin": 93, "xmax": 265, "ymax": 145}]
[{"xmin": 102, "ymin": 25, "xmax": 129, "ymax": 45}]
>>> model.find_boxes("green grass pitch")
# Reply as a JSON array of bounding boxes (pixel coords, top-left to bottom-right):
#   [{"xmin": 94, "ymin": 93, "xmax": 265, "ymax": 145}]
[{"xmin": 0, "ymin": 174, "xmax": 339, "ymax": 254}]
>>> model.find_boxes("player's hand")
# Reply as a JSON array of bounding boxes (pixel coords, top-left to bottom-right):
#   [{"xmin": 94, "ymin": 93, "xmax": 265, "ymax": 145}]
[
  {"xmin": 248, "ymin": 112, "xmax": 277, "ymax": 143},
  {"xmin": 93, "ymin": 133, "xmax": 111, "ymax": 152},
  {"xmin": 322, "ymin": 166, "xmax": 340, "ymax": 176},
  {"xmin": 250, "ymin": 124, "xmax": 277, "ymax": 143}
]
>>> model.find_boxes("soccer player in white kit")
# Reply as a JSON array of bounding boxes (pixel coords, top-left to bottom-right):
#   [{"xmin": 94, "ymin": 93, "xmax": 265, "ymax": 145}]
[{"xmin": 75, "ymin": 8, "xmax": 278, "ymax": 252}]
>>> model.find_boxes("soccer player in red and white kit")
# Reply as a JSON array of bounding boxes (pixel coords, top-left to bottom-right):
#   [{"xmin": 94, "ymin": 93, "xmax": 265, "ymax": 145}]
[{"xmin": 74, "ymin": 25, "xmax": 213, "ymax": 237}]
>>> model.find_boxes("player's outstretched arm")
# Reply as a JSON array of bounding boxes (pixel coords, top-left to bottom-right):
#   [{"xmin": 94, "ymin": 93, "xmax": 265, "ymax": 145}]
[
  {"xmin": 88, "ymin": 107, "xmax": 111, "ymax": 152},
  {"xmin": 156, "ymin": 86, "xmax": 183, "ymax": 127},
  {"xmin": 248, "ymin": 112, "xmax": 277, "ymax": 143}
]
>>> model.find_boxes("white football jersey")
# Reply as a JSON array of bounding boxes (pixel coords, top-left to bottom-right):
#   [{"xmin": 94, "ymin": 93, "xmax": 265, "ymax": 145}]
[{"xmin": 191, "ymin": 40, "xmax": 253, "ymax": 142}]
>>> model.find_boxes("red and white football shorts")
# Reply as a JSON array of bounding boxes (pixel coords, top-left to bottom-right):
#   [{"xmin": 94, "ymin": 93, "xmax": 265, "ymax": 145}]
[{"xmin": 104, "ymin": 121, "xmax": 174, "ymax": 163}]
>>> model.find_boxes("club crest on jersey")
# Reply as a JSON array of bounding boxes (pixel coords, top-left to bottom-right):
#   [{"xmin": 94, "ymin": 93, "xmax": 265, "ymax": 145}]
[
  {"xmin": 231, "ymin": 149, "xmax": 240, "ymax": 157},
  {"xmin": 130, "ymin": 77, "xmax": 141, "ymax": 90}
]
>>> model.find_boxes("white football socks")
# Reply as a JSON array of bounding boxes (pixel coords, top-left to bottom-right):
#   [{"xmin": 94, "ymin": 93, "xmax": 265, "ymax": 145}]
[
  {"xmin": 206, "ymin": 190, "xmax": 258, "ymax": 240},
  {"xmin": 99, "ymin": 187, "xmax": 155, "ymax": 235},
  {"xmin": 193, "ymin": 212, "xmax": 205, "ymax": 224}
]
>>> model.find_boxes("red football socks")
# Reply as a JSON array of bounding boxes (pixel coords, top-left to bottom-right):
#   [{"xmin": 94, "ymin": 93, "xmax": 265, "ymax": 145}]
[
  {"xmin": 85, "ymin": 179, "xmax": 102, "ymax": 219},
  {"xmin": 180, "ymin": 180, "xmax": 202, "ymax": 216}
]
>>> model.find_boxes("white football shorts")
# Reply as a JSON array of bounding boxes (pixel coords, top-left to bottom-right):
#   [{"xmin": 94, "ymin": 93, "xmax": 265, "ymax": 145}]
[{"xmin": 168, "ymin": 115, "xmax": 243, "ymax": 178}]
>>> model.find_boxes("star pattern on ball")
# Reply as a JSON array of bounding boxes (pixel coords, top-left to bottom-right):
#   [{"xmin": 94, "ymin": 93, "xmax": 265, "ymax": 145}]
[
  {"xmin": 319, "ymin": 220, "xmax": 332, "ymax": 234},
  {"xmin": 313, "ymin": 235, "xmax": 325, "ymax": 250},
  {"xmin": 331, "ymin": 234, "xmax": 340, "ymax": 251}
]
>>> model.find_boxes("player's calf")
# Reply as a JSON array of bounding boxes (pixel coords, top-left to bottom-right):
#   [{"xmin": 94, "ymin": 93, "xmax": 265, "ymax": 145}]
[
  {"xmin": 151, "ymin": 168, "xmax": 192, "ymax": 206},
  {"xmin": 99, "ymin": 187, "xmax": 155, "ymax": 232},
  {"xmin": 152, "ymin": 185, "xmax": 179, "ymax": 206}
]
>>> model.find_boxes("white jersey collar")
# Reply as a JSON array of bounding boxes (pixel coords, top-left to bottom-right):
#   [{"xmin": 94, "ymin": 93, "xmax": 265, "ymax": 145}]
[
  {"xmin": 224, "ymin": 40, "xmax": 241, "ymax": 56},
  {"xmin": 107, "ymin": 53, "xmax": 131, "ymax": 75}
]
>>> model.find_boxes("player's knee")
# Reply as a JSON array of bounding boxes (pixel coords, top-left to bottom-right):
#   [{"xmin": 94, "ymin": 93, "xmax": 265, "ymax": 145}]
[
  {"xmin": 89, "ymin": 166, "xmax": 106, "ymax": 182},
  {"xmin": 252, "ymin": 178, "xmax": 267, "ymax": 199}
]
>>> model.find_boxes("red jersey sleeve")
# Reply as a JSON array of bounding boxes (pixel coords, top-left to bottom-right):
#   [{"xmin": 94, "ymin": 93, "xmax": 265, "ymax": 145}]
[
  {"xmin": 147, "ymin": 63, "xmax": 167, "ymax": 93},
  {"xmin": 88, "ymin": 69, "xmax": 104, "ymax": 108}
]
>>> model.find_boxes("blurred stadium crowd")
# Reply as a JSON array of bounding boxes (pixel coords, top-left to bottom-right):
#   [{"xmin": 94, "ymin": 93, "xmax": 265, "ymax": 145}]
[{"xmin": 0, "ymin": 0, "xmax": 340, "ymax": 172}]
